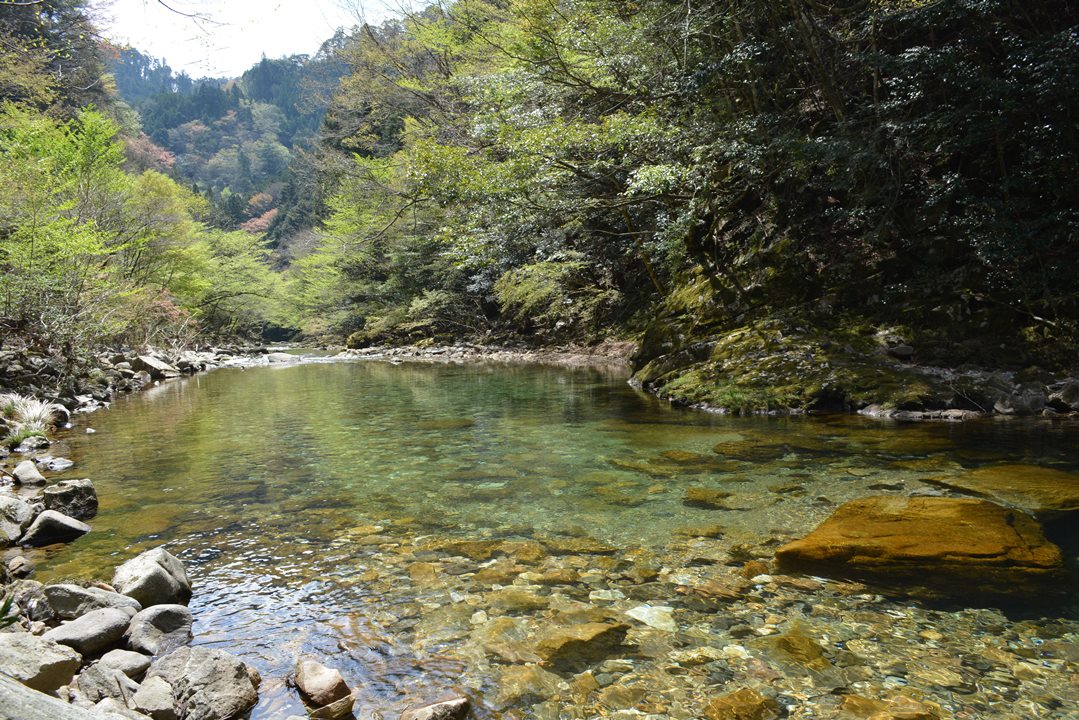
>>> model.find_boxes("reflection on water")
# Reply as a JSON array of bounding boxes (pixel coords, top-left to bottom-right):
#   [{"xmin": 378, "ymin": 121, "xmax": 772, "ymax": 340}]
[{"xmin": 24, "ymin": 361, "xmax": 1079, "ymax": 719}]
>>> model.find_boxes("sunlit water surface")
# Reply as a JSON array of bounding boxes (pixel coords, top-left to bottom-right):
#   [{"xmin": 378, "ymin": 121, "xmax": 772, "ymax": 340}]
[{"xmin": 22, "ymin": 360, "xmax": 1079, "ymax": 718}]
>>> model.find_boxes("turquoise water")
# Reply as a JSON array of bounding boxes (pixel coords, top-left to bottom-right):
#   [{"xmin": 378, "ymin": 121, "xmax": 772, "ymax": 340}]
[{"xmin": 22, "ymin": 360, "xmax": 1079, "ymax": 719}]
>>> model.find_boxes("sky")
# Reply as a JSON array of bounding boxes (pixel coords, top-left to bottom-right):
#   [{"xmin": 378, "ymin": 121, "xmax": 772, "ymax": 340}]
[{"xmin": 95, "ymin": 0, "xmax": 401, "ymax": 78}]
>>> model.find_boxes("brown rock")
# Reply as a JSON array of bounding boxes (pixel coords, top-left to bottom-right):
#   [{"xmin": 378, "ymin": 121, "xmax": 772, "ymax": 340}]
[
  {"xmin": 839, "ymin": 694, "xmax": 887, "ymax": 717},
  {"xmin": 926, "ymin": 464, "xmax": 1079, "ymax": 519},
  {"xmin": 775, "ymin": 496, "xmax": 1063, "ymax": 598},
  {"xmin": 868, "ymin": 696, "xmax": 942, "ymax": 720},
  {"xmin": 433, "ymin": 539, "xmax": 500, "ymax": 561},
  {"xmin": 704, "ymin": 687, "xmax": 780, "ymax": 720},
  {"xmin": 535, "ymin": 622, "xmax": 630, "ymax": 672},
  {"xmin": 760, "ymin": 629, "xmax": 830, "ymax": 671},
  {"xmin": 739, "ymin": 560, "xmax": 770, "ymax": 578},
  {"xmin": 683, "ymin": 488, "xmax": 733, "ymax": 509},
  {"xmin": 542, "ymin": 537, "xmax": 617, "ymax": 555}
]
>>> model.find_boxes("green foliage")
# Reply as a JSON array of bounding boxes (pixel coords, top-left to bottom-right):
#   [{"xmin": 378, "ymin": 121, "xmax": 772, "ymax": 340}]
[{"xmin": 0, "ymin": 595, "xmax": 18, "ymax": 629}]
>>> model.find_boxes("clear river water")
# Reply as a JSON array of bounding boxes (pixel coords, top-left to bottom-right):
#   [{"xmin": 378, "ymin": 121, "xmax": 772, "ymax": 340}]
[{"xmin": 21, "ymin": 359, "xmax": 1079, "ymax": 719}]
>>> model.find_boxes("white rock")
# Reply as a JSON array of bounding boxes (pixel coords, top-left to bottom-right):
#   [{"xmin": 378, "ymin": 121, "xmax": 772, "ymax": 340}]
[
  {"xmin": 42, "ymin": 606, "xmax": 131, "ymax": 656},
  {"xmin": 295, "ymin": 657, "xmax": 350, "ymax": 707},
  {"xmin": 13, "ymin": 459, "xmax": 46, "ymax": 486},
  {"xmin": 111, "ymin": 548, "xmax": 191, "ymax": 607},
  {"xmin": 625, "ymin": 605, "xmax": 677, "ymax": 632}
]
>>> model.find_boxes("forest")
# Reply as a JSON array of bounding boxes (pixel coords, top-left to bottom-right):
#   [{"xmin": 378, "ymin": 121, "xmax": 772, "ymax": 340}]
[{"xmin": 2, "ymin": 0, "xmax": 1077, "ymax": 410}]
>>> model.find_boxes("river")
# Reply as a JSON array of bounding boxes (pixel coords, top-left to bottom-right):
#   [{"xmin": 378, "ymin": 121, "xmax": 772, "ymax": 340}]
[{"xmin": 24, "ymin": 359, "xmax": 1079, "ymax": 719}]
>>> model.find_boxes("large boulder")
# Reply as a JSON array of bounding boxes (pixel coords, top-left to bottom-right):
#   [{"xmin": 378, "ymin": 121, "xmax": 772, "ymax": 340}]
[
  {"xmin": 45, "ymin": 583, "xmax": 142, "ymax": 620},
  {"xmin": 132, "ymin": 356, "xmax": 180, "ymax": 380},
  {"xmin": 13, "ymin": 459, "xmax": 46, "ymax": 486},
  {"xmin": 0, "ymin": 494, "xmax": 36, "ymax": 544},
  {"xmin": 147, "ymin": 646, "xmax": 261, "ymax": 720},
  {"xmin": 295, "ymin": 657, "xmax": 350, "ymax": 708},
  {"xmin": 40, "ymin": 478, "xmax": 99, "ymax": 520},
  {"xmin": 126, "ymin": 604, "xmax": 193, "ymax": 656},
  {"xmin": 112, "ymin": 548, "xmax": 192, "ymax": 607},
  {"xmin": 775, "ymin": 496, "xmax": 1064, "ymax": 598},
  {"xmin": 42, "ymin": 606, "xmax": 131, "ymax": 657},
  {"xmin": 0, "ymin": 631, "xmax": 82, "ymax": 692},
  {"xmin": 19, "ymin": 509, "xmax": 91, "ymax": 546}
]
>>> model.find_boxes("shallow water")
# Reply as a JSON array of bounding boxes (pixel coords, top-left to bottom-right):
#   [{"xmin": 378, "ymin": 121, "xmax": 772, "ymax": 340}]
[{"xmin": 21, "ymin": 360, "xmax": 1079, "ymax": 718}]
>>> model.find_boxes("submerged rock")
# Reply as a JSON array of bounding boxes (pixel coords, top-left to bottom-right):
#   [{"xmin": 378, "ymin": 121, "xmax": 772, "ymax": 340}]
[
  {"xmin": 112, "ymin": 547, "xmax": 192, "ymax": 607},
  {"xmin": 493, "ymin": 665, "xmax": 563, "ymax": 708},
  {"xmin": 775, "ymin": 496, "xmax": 1064, "ymax": 599},
  {"xmin": 704, "ymin": 687, "xmax": 780, "ymax": 720},
  {"xmin": 535, "ymin": 622, "xmax": 630, "ymax": 672},
  {"xmin": 926, "ymin": 464, "xmax": 1079, "ymax": 519},
  {"xmin": 683, "ymin": 488, "xmax": 733, "ymax": 509}
]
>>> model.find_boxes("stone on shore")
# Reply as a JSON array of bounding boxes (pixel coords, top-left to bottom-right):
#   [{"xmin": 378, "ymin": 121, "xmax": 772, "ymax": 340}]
[
  {"xmin": 0, "ymin": 631, "xmax": 82, "ymax": 692},
  {"xmin": 19, "ymin": 509, "xmax": 91, "ymax": 547},
  {"xmin": 42, "ymin": 606, "xmax": 131, "ymax": 657},
  {"xmin": 126, "ymin": 604, "xmax": 193, "ymax": 656},
  {"xmin": 14, "ymin": 459, "xmax": 46, "ymax": 486},
  {"xmin": 132, "ymin": 356, "xmax": 181, "ymax": 380},
  {"xmin": 95, "ymin": 697, "xmax": 153, "ymax": 719},
  {"xmin": 295, "ymin": 657, "xmax": 351, "ymax": 708},
  {"xmin": 133, "ymin": 676, "xmax": 179, "ymax": 720},
  {"xmin": 147, "ymin": 646, "xmax": 261, "ymax": 720},
  {"xmin": 76, "ymin": 661, "xmax": 140, "ymax": 704},
  {"xmin": 45, "ymin": 583, "xmax": 142, "ymax": 620},
  {"xmin": 775, "ymin": 496, "xmax": 1064, "ymax": 598},
  {"xmin": 534, "ymin": 622, "xmax": 630, "ymax": 672},
  {"xmin": 40, "ymin": 478, "xmax": 99, "ymax": 520},
  {"xmin": 112, "ymin": 548, "xmax": 192, "ymax": 607},
  {"xmin": 99, "ymin": 648, "xmax": 154, "ymax": 680},
  {"xmin": 400, "ymin": 697, "xmax": 470, "ymax": 720},
  {"xmin": 0, "ymin": 494, "xmax": 36, "ymax": 544}
]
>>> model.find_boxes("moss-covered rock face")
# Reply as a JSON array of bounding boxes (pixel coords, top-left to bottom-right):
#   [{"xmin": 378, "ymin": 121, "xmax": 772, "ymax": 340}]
[
  {"xmin": 632, "ymin": 266, "xmax": 1079, "ymax": 416},
  {"xmin": 633, "ymin": 312, "xmax": 956, "ymax": 414}
]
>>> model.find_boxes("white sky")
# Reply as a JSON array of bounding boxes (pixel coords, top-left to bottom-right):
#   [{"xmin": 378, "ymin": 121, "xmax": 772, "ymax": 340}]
[{"xmin": 94, "ymin": 0, "xmax": 402, "ymax": 78}]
